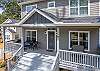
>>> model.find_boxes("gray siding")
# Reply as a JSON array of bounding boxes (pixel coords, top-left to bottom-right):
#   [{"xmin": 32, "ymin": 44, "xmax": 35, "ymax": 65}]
[
  {"xmin": 22, "ymin": 27, "xmax": 99, "ymax": 54},
  {"xmin": 21, "ymin": 0, "xmax": 100, "ymax": 18},
  {"xmin": 59, "ymin": 27, "xmax": 99, "ymax": 54},
  {"xmin": 90, "ymin": 0, "xmax": 99, "ymax": 16},
  {"xmin": 24, "ymin": 12, "xmax": 53, "ymax": 24},
  {"xmin": 24, "ymin": 28, "xmax": 47, "ymax": 49}
]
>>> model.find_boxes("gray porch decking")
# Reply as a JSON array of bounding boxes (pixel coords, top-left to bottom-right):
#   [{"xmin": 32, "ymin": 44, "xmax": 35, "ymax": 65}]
[{"xmin": 12, "ymin": 48, "xmax": 56, "ymax": 71}]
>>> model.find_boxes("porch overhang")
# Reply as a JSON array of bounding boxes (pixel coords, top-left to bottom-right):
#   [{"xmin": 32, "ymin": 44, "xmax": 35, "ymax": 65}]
[
  {"xmin": 1, "ymin": 23, "xmax": 100, "ymax": 27},
  {"xmin": 0, "ymin": 23, "xmax": 21, "ymax": 27}
]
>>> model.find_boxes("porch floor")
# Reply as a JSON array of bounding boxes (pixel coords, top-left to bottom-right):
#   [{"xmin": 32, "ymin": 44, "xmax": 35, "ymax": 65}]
[{"xmin": 12, "ymin": 49, "xmax": 56, "ymax": 71}]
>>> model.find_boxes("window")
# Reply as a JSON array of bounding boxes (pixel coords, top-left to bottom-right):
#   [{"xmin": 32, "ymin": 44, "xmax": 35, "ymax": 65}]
[
  {"xmin": 70, "ymin": 0, "xmax": 88, "ymax": 16},
  {"xmin": 26, "ymin": 30, "xmax": 37, "ymax": 42},
  {"xmin": 26, "ymin": 4, "xmax": 37, "ymax": 13},
  {"xmin": 69, "ymin": 31, "xmax": 90, "ymax": 51},
  {"xmin": 5, "ymin": 35, "xmax": 10, "ymax": 40},
  {"xmin": 48, "ymin": 1, "xmax": 55, "ymax": 8}
]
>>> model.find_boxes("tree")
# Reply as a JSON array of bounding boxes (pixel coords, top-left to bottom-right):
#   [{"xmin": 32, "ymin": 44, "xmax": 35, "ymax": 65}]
[
  {"xmin": 3, "ymin": 0, "xmax": 21, "ymax": 20},
  {"xmin": 0, "ymin": 14, "xmax": 7, "ymax": 24},
  {"xmin": 0, "ymin": 0, "xmax": 21, "ymax": 24}
]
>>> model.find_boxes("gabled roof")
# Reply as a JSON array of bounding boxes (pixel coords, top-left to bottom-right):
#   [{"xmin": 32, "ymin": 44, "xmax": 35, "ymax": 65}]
[
  {"xmin": 6, "ymin": 29, "xmax": 16, "ymax": 33},
  {"xmin": 19, "ymin": 8, "xmax": 58, "ymax": 25},
  {"xmin": 3, "ymin": 19, "xmax": 19, "ymax": 24}
]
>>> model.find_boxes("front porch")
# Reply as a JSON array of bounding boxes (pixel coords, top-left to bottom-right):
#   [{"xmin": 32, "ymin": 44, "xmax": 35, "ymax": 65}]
[{"xmin": 12, "ymin": 50, "xmax": 56, "ymax": 71}]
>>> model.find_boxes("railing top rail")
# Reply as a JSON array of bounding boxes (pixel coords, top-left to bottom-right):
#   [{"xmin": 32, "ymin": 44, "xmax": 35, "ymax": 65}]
[
  {"xmin": 6, "ymin": 42, "xmax": 21, "ymax": 45},
  {"xmin": 59, "ymin": 49, "xmax": 100, "ymax": 57},
  {"xmin": 9, "ymin": 45, "xmax": 23, "ymax": 60},
  {"xmin": 51, "ymin": 51, "xmax": 59, "ymax": 71}
]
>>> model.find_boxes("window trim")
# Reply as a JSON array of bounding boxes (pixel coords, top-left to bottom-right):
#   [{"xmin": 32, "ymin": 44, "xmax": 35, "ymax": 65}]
[
  {"xmin": 69, "ymin": 31, "xmax": 90, "ymax": 51},
  {"xmin": 69, "ymin": 0, "xmax": 90, "ymax": 16},
  {"xmin": 48, "ymin": 1, "xmax": 55, "ymax": 9},
  {"xmin": 25, "ymin": 30, "xmax": 37, "ymax": 41},
  {"xmin": 26, "ymin": 4, "xmax": 37, "ymax": 13},
  {"xmin": 99, "ymin": 0, "xmax": 100, "ymax": 16}
]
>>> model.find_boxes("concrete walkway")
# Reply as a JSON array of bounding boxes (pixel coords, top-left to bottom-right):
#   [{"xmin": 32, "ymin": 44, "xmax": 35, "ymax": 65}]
[{"xmin": 12, "ymin": 52, "xmax": 55, "ymax": 71}]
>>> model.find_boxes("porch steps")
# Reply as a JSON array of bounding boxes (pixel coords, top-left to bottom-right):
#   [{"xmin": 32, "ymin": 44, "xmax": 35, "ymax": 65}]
[{"xmin": 12, "ymin": 52, "xmax": 56, "ymax": 71}]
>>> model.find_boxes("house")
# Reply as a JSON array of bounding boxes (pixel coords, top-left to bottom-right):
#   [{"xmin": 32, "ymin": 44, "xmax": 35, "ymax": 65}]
[
  {"xmin": 1, "ymin": 0, "xmax": 100, "ymax": 71},
  {"xmin": 3, "ymin": 19, "xmax": 21, "ymax": 42}
]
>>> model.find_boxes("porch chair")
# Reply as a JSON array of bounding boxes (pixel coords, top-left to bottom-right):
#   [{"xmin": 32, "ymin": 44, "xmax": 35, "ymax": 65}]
[
  {"xmin": 32, "ymin": 41, "xmax": 40, "ymax": 50},
  {"xmin": 24, "ymin": 40, "xmax": 31, "ymax": 50},
  {"xmin": 72, "ymin": 45, "xmax": 84, "ymax": 52}
]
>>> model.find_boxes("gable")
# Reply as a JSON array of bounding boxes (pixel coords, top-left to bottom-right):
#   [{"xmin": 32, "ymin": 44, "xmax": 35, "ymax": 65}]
[{"xmin": 24, "ymin": 12, "xmax": 53, "ymax": 24}]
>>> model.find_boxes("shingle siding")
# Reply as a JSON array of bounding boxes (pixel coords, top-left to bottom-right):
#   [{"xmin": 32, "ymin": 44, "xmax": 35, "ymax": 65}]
[
  {"xmin": 90, "ymin": 0, "xmax": 99, "ymax": 16},
  {"xmin": 21, "ymin": 0, "xmax": 100, "ymax": 18}
]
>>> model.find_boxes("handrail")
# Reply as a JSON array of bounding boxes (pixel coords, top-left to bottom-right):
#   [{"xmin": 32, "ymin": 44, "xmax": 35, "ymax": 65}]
[
  {"xmin": 59, "ymin": 49, "xmax": 100, "ymax": 57},
  {"xmin": 10, "ymin": 45, "xmax": 23, "ymax": 60},
  {"xmin": 59, "ymin": 49, "xmax": 100, "ymax": 69},
  {"xmin": 6, "ymin": 42, "xmax": 21, "ymax": 45},
  {"xmin": 7, "ymin": 44, "xmax": 24, "ymax": 71},
  {"xmin": 51, "ymin": 51, "xmax": 59, "ymax": 71}
]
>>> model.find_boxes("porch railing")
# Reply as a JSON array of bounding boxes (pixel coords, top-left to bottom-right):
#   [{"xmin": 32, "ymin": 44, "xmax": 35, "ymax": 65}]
[
  {"xmin": 7, "ymin": 44, "xmax": 24, "ymax": 71},
  {"xmin": 59, "ymin": 50, "xmax": 100, "ymax": 70},
  {"xmin": 51, "ymin": 52, "xmax": 59, "ymax": 71}
]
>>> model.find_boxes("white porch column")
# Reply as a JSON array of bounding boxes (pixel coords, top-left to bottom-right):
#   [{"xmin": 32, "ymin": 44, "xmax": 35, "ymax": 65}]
[
  {"xmin": 21, "ymin": 27, "xmax": 24, "ymax": 52},
  {"xmin": 2, "ymin": 27, "xmax": 6, "ymax": 60},
  {"xmin": 99, "ymin": 28, "xmax": 100, "ymax": 48},
  {"xmin": 57, "ymin": 27, "xmax": 59, "ymax": 52}
]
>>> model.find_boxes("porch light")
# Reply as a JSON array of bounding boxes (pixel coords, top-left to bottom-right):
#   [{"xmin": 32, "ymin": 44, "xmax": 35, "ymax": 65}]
[{"xmin": 56, "ymin": 32, "xmax": 59, "ymax": 37}]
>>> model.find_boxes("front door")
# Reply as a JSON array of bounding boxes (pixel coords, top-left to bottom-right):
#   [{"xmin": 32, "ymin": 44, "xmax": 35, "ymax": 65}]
[{"xmin": 47, "ymin": 30, "xmax": 56, "ymax": 51}]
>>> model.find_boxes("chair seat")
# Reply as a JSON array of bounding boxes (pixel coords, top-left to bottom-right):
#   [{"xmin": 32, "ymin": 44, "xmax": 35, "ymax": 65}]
[{"xmin": 72, "ymin": 45, "xmax": 84, "ymax": 52}]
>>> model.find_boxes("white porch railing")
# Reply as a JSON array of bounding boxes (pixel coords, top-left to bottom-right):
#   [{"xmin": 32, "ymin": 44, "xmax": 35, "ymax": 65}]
[
  {"xmin": 7, "ymin": 45, "xmax": 24, "ymax": 71},
  {"xmin": 51, "ymin": 52, "xmax": 59, "ymax": 71},
  {"xmin": 59, "ymin": 50, "xmax": 100, "ymax": 70}
]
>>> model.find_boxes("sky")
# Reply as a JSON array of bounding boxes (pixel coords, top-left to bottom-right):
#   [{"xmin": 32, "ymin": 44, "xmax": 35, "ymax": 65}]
[{"xmin": 0, "ymin": 6, "xmax": 4, "ymax": 14}]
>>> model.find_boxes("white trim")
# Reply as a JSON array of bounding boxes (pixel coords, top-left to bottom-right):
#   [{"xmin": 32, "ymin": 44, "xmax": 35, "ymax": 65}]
[
  {"xmin": 47, "ymin": 30, "xmax": 56, "ymax": 51},
  {"xmin": 69, "ymin": 0, "xmax": 90, "ymax": 17},
  {"xmin": 25, "ymin": 30, "xmax": 37, "ymax": 41},
  {"xmin": 26, "ymin": 4, "xmax": 37, "ymax": 13},
  {"xmin": 88, "ymin": 0, "xmax": 90, "ymax": 16},
  {"xmin": 57, "ymin": 27, "xmax": 59, "ymax": 52},
  {"xmin": 99, "ymin": 28, "xmax": 100, "ymax": 47},
  {"xmin": 19, "ymin": 8, "xmax": 57, "ymax": 25},
  {"xmin": 99, "ymin": 0, "xmax": 100, "ymax": 16},
  {"xmin": 48, "ymin": 1, "xmax": 55, "ymax": 9},
  {"xmin": 69, "ymin": 31, "xmax": 90, "ymax": 51}
]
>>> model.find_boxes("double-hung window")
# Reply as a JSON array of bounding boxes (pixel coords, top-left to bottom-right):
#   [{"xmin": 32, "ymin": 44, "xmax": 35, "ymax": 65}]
[
  {"xmin": 25, "ymin": 30, "xmax": 37, "ymax": 42},
  {"xmin": 69, "ymin": 31, "xmax": 90, "ymax": 51},
  {"xmin": 70, "ymin": 0, "xmax": 88, "ymax": 16},
  {"xmin": 26, "ymin": 4, "xmax": 37, "ymax": 13},
  {"xmin": 48, "ymin": 1, "xmax": 55, "ymax": 8}
]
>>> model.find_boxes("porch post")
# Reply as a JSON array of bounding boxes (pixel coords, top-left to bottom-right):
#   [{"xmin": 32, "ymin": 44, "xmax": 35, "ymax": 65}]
[
  {"xmin": 2, "ymin": 27, "xmax": 6, "ymax": 61},
  {"xmin": 57, "ymin": 27, "xmax": 59, "ymax": 52},
  {"xmin": 99, "ymin": 28, "xmax": 100, "ymax": 48},
  {"xmin": 21, "ymin": 27, "xmax": 24, "ymax": 53}
]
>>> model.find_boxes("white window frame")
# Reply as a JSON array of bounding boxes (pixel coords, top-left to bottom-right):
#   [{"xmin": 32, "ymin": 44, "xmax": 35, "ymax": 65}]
[
  {"xmin": 47, "ymin": 30, "xmax": 56, "ymax": 51},
  {"xmin": 48, "ymin": 1, "xmax": 55, "ymax": 8},
  {"xmin": 26, "ymin": 4, "xmax": 37, "ymax": 13},
  {"xmin": 25, "ymin": 30, "xmax": 37, "ymax": 41},
  {"xmin": 69, "ymin": 0, "xmax": 90, "ymax": 16},
  {"xmin": 99, "ymin": 0, "xmax": 100, "ymax": 16},
  {"xmin": 69, "ymin": 31, "xmax": 90, "ymax": 51}
]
